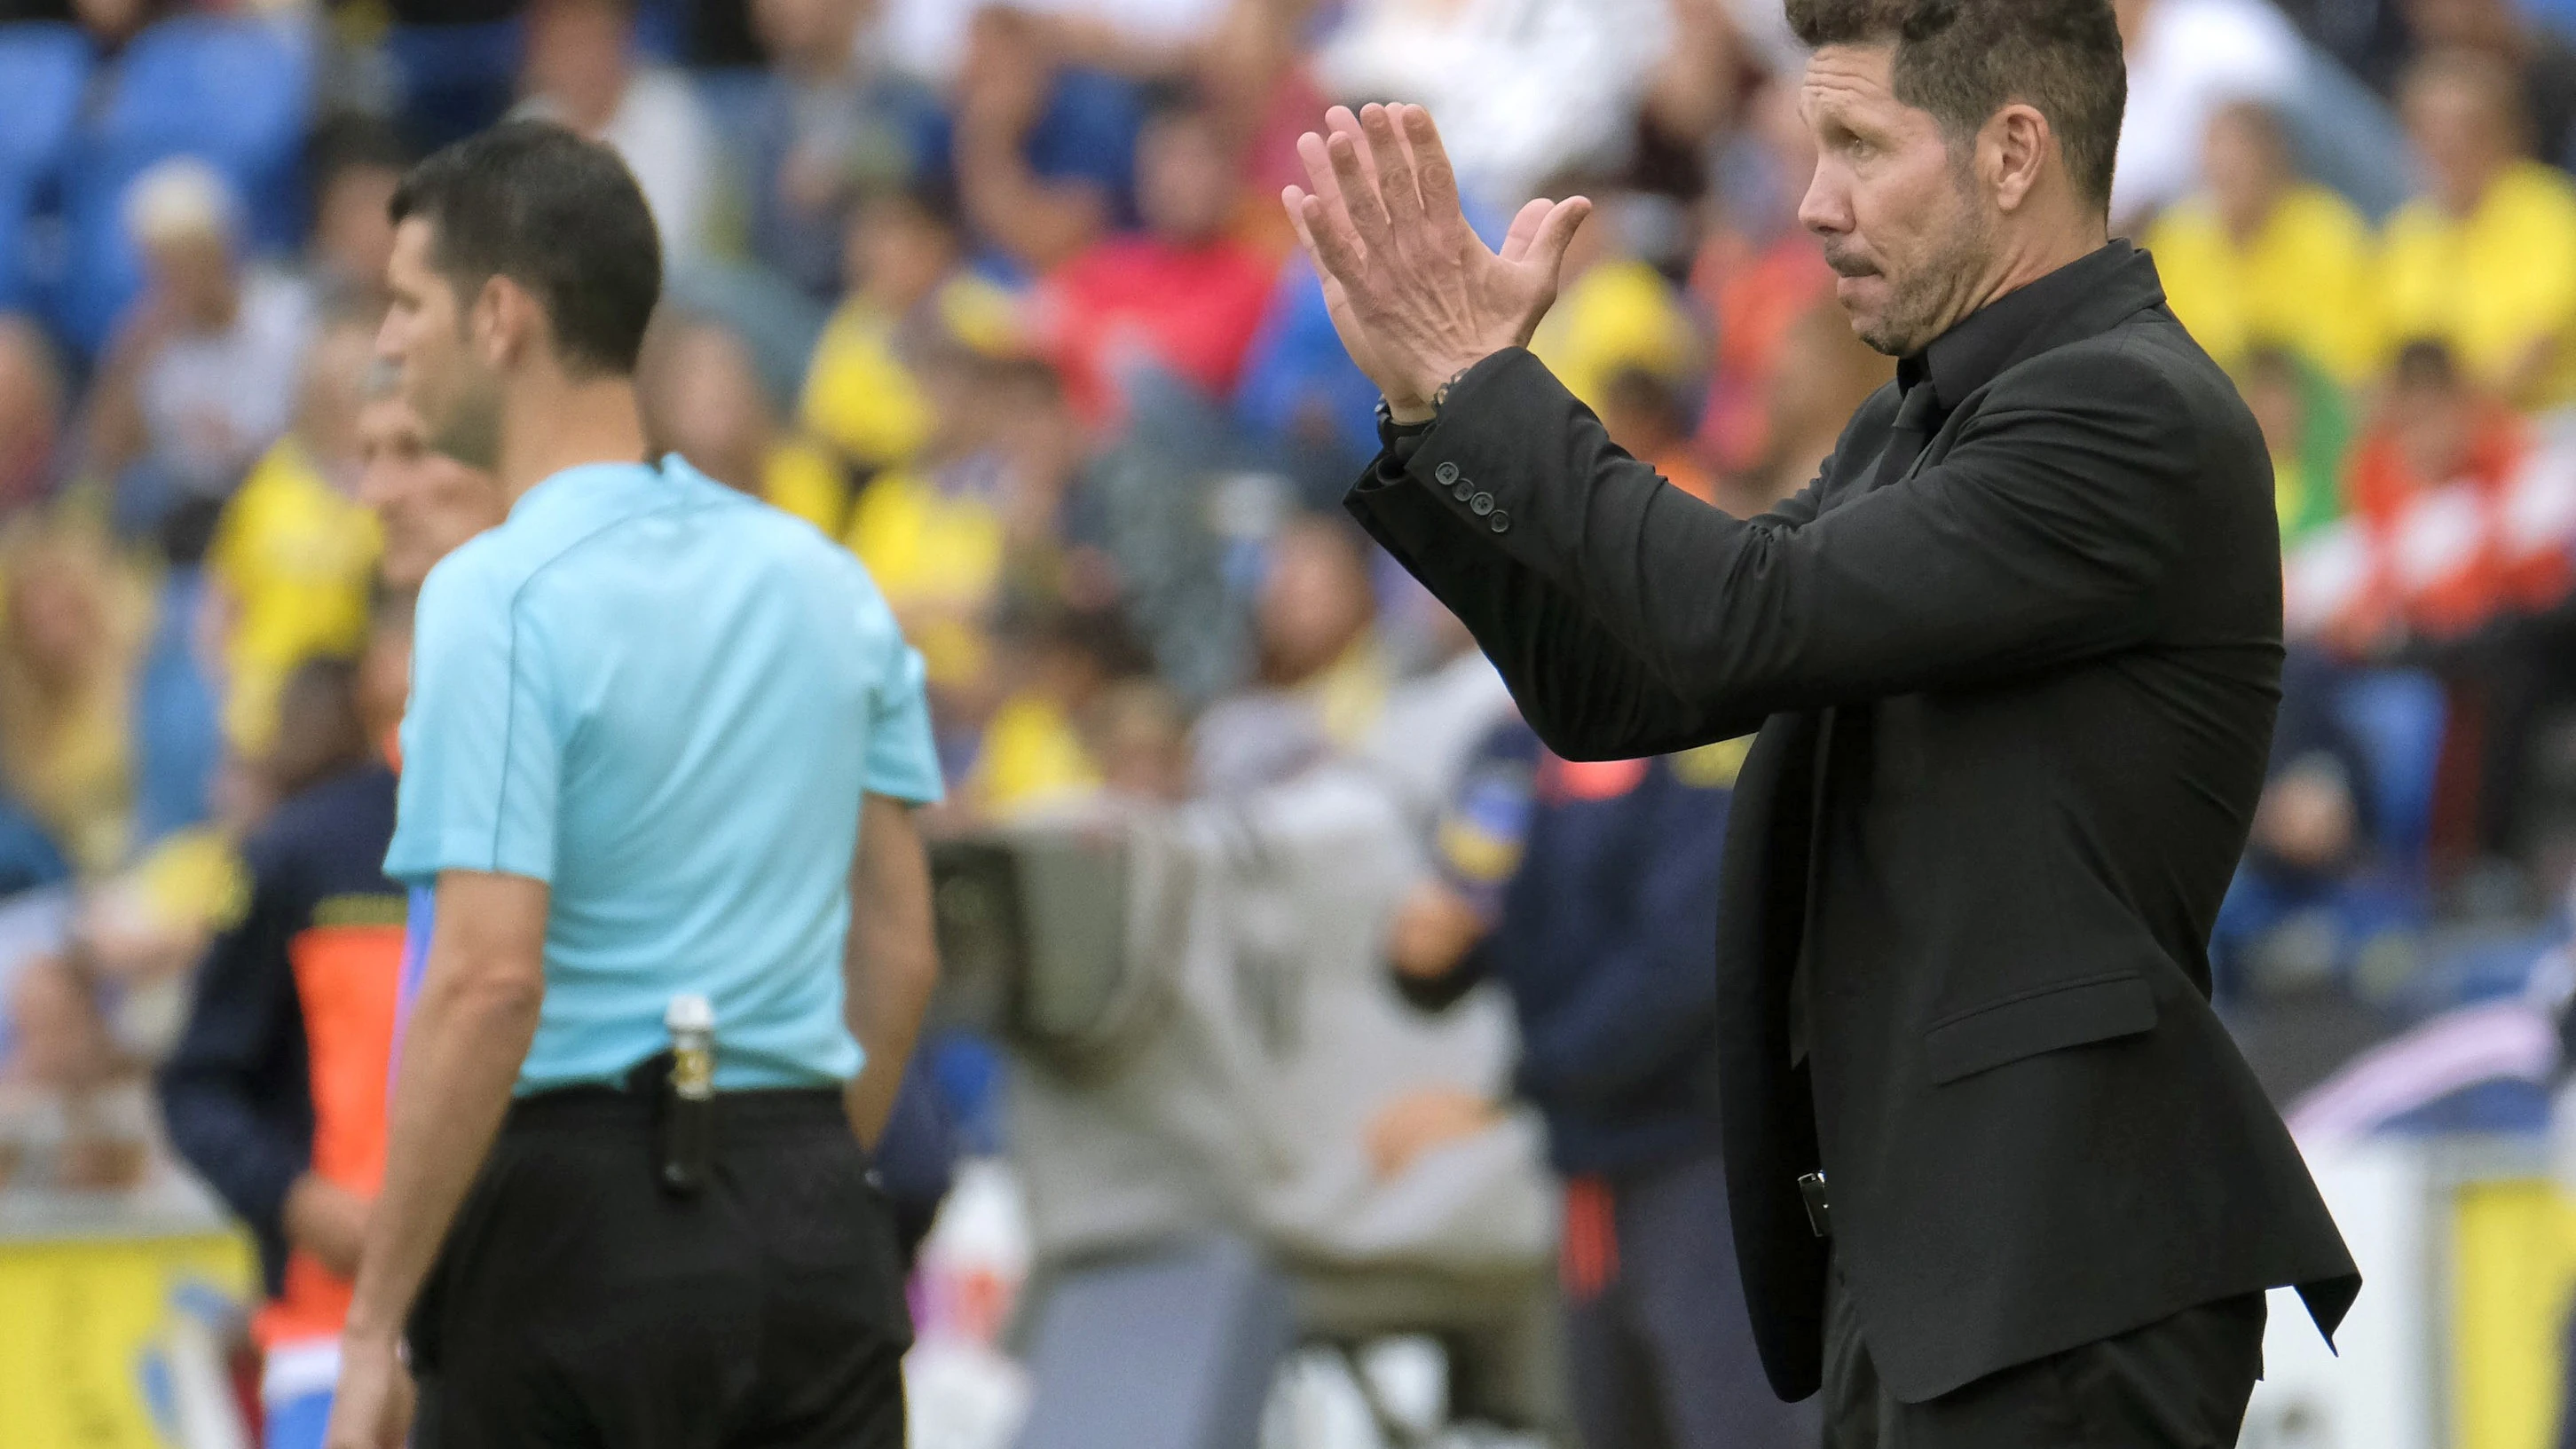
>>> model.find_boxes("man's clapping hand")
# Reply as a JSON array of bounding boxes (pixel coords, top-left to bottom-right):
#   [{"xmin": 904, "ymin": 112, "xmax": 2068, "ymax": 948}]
[{"xmin": 1283, "ymin": 104, "xmax": 1591, "ymax": 421}]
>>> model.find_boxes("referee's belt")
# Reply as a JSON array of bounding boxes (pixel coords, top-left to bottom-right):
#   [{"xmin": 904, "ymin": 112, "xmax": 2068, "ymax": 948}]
[{"xmin": 501, "ymin": 1054, "xmax": 846, "ymax": 1134}]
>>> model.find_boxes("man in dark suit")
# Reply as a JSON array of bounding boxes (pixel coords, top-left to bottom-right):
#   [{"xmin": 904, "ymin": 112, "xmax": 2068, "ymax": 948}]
[{"xmin": 1278, "ymin": 0, "xmax": 2360, "ymax": 1439}]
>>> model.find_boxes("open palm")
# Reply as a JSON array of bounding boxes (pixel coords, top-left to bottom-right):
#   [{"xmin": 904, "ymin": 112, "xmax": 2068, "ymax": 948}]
[{"xmin": 1283, "ymin": 104, "xmax": 1591, "ymax": 420}]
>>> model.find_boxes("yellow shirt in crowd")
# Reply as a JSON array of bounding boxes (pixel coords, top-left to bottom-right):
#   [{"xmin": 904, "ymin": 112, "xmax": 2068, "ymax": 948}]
[
  {"xmin": 2379, "ymin": 160, "xmax": 2576, "ymax": 409},
  {"xmin": 800, "ymin": 276, "xmax": 1022, "ymax": 474},
  {"xmin": 968, "ymin": 692, "xmax": 1102, "ymax": 818},
  {"xmin": 841, "ymin": 466, "xmax": 1006, "ymax": 689},
  {"xmin": 208, "ymin": 437, "xmax": 381, "ymax": 754},
  {"xmin": 2145, "ymin": 183, "xmax": 2380, "ymax": 384},
  {"xmin": 1530, "ymin": 258, "xmax": 1702, "ymax": 414}
]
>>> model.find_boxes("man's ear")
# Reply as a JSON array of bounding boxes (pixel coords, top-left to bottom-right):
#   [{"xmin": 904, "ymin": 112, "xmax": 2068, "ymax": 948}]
[
  {"xmin": 470, "ymin": 275, "xmax": 540, "ymax": 370},
  {"xmin": 1984, "ymin": 103, "xmax": 2053, "ymax": 213}
]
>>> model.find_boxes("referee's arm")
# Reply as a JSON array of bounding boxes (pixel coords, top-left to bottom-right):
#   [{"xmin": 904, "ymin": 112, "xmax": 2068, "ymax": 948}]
[
  {"xmin": 841, "ymin": 792, "xmax": 939, "ymax": 1148},
  {"xmin": 336, "ymin": 870, "xmax": 548, "ymax": 1445}
]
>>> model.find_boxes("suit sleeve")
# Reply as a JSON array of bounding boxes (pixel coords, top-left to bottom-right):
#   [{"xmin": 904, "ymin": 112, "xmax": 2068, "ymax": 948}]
[
  {"xmin": 1350, "ymin": 435, "xmax": 1817, "ymax": 760},
  {"xmin": 1366, "ymin": 346, "xmax": 2196, "ymax": 728},
  {"xmin": 156, "ymin": 838, "xmax": 306, "ymax": 1280}
]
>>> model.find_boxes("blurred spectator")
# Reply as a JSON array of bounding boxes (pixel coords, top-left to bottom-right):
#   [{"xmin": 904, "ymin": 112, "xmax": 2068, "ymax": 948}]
[
  {"xmin": 207, "ymin": 306, "xmax": 384, "ymax": 760},
  {"xmin": 352, "ymin": 366, "xmax": 509, "ymax": 597},
  {"xmin": 1193, "ymin": 513, "xmax": 1391, "ymax": 785},
  {"xmin": 0, "ymin": 316, "xmax": 66, "ymax": 514},
  {"xmin": 2380, "ymin": 49, "xmax": 2576, "ymax": 412},
  {"xmin": 516, "ymin": 0, "xmax": 722, "ymax": 268},
  {"xmin": 2110, "ymin": 0, "xmax": 2306, "ymax": 230},
  {"xmin": 0, "ymin": 519, "xmax": 150, "ymax": 875},
  {"xmin": 1233, "ymin": 252, "xmax": 1385, "ymax": 500},
  {"xmin": 2212, "ymin": 649, "xmax": 2391, "ymax": 996},
  {"xmin": 800, "ymin": 182, "xmax": 1021, "ymax": 493},
  {"xmin": 158, "ymin": 637, "xmax": 406, "ymax": 1449},
  {"xmin": 1032, "ymin": 90, "xmax": 1278, "ymax": 428},
  {"xmin": 642, "ymin": 313, "xmax": 789, "ymax": 495},
  {"xmin": 301, "ymin": 116, "xmax": 412, "ymax": 311},
  {"xmin": 1596, "ymin": 368, "xmax": 1719, "ymax": 504},
  {"xmin": 28, "ymin": 0, "xmax": 175, "ymax": 51},
  {"xmin": 1383, "ymin": 720, "xmax": 1808, "ymax": 1449},
  {"xmin": 1526, "ymin": 185, "xmax": 1703, "ymax": 417},
  {"xmin": 2341, "ymin": 339, "xmax": 2533, "ymax": 645},
  {"xmin": 2145, "ymin": 100, "xmax": 2382, "ymax": 385},
  {"xmin": 963, "ymin": 602, "xmax": 1153, "ymax": 819},
  {"xmin": 950, "ymin": 8, "xmax": 1150, "ymax": 274},
  {"xmin": 1309, "ymin": 0, "xmax": 1675, "ymax": 210},
  {"xmin": 1086, "ymin": 674, "xmax": 1193, "ymax": 801},
  {"xmin": 2244, "ymin": 344, "xmax": 2358, "ymax": 546},
  {"xmin": 85, "ymin": 159, "xmax": 312, "ymax": 531},
  {"xmin": 0, "ymin": 948, "xmax": 153, "ymax": 1193},
  {"xmin": 843, "ymin": 348, "xmax": 1074, "ymax": 739},
  {"xmin": 1733, "ymin": 299, "xmax": 1897, "ymax": 513},
  {"xmin": 1692, "ymin": 78, "xmax": 1835, "ymax": 476},
  {"xmin": 2399, "ymin": 0, "xmax": 2576, "ymax": 170},
  {"xmin": 742, "ymin": 0, "xmax": 946, "ymax": 301}
]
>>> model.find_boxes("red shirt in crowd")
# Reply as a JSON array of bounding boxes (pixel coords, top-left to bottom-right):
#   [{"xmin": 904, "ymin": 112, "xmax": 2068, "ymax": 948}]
[{"xmin": 1036, "ymin": 234, "xmax": 1280, "ymax": 428}]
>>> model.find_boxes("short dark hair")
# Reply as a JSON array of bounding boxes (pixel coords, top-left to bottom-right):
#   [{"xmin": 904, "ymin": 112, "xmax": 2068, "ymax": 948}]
[
  {"xmin": 1785, "ymin": 0, "xmax": 2128, "ymax": 215},
  {"xmin": 389, "ymin": 120, "xmax": 662, "ymax": 375}
]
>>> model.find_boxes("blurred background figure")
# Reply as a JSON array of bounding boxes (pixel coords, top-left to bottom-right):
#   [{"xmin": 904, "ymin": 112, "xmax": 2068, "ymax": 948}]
[
  {"xmin": 84, "ymin": 158, "xmax": 311, "ymax": 538},
  {"xmin": 2380, "ymin": 48, "xmax": 2576, "ymax": 411},
  {"xmin": 516, "ymin": 0, "xmax": 721, "ymax": 265},
  {"xmin": 2145, "ymin": 99, "xmax": 2380, "ymax": 384},
  {"xmin": 1385, "ymin": 717, "xmax": 1816, "ymax": 1449}
]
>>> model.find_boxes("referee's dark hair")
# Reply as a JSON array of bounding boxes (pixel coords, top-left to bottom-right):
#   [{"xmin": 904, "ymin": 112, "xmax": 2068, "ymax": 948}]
[
  {"xmin": 1784, "ymin": 0, "xmax": 2128, "ymax": 217},
  {"xmin": 389, "ymin": 120, "xmax": 662, "ymax": 376}
]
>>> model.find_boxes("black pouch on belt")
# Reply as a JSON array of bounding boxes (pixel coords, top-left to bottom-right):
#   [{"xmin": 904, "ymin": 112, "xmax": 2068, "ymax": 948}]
[{"xmin": 624, "ymin": 1051, "xmax": 714, "ymax": 1196}]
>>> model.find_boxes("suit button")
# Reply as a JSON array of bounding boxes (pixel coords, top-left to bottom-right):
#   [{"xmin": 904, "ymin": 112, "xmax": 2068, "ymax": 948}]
[
  {"xmin": 1434, "ymin": 461, "xmax": 1460, "ymax": 486},
  {"xmin": 1469, "ymin": 492, "xmax": 1495, "ymax": 516},
  {"xmin": 1452, "ymin": 480, "xmax": 1475, "ymax": 501},
  {"xmin": 1488, "ymin": 509, "xmax": 1510, "ymax": 533}
]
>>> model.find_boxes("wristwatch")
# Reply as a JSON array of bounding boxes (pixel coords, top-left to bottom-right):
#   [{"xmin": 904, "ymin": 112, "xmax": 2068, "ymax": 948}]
[{"xmin": 1375, "ymin": 364, "xmax": 1479, "ymax": 447}]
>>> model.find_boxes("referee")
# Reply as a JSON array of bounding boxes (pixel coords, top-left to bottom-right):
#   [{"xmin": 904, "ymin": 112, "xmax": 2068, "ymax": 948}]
[{"xmin": 325, "ymin": 122, "xmax": 945, "ymax": 1448}]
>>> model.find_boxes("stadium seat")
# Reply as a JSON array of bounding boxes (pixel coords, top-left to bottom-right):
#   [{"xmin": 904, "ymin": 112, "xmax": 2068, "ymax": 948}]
[
  {"xmin": 52, "ymin": 15, "xmax": 314, "ymax": 355},
  {"xmin": 0, "ymin": 23, "xmax": 93, "ymax": 313}
]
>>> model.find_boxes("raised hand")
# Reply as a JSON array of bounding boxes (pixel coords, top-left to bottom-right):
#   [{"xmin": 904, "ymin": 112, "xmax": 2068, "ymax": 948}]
[{"xmin": 1282, "ymin": 104, "xmax": 1591, "ymax": 421}]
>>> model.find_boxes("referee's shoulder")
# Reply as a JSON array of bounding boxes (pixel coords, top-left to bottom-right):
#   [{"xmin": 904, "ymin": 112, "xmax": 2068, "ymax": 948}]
[{"xmin": 413, "ymin": 524, "xmax": 523, "ymax": 624}]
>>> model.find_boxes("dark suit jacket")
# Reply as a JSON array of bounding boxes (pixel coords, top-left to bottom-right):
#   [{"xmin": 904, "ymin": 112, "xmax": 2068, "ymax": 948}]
[{"xmin": 1346, "ymin": 241, "xmax": 2359, "ymax": 1404}]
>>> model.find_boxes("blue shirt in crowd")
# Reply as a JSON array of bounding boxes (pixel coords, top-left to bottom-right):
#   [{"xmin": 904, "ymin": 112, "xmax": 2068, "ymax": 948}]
[{"xmin": 384, "ymin": 456, "xmax": 943, "ymax": 1093}]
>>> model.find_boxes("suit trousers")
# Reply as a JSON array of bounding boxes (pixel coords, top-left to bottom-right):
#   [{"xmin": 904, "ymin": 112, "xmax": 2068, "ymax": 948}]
[
  {"xmin": 1820, "ymin": 1260, "xmax": 2265, "ymax": 1449},
  {"xmin": 408, "ymin": 1084, "xmax": 912, "ymax": 1448}
]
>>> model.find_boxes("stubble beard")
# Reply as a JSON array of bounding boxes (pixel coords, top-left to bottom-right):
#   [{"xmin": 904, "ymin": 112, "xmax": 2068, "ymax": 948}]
[
  {"xmin": 425, "ymin": 368, "xmax": 506, "ymax": 475},
  {"xmin": 1854, "ymin": 172, "xmax": 1997, "ymax": 358}
]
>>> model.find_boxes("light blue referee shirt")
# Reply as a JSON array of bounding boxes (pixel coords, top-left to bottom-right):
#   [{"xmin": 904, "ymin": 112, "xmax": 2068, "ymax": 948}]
[{"xmin": 384, "ymin": 456, "xmax": 943, "ymax": 1093}]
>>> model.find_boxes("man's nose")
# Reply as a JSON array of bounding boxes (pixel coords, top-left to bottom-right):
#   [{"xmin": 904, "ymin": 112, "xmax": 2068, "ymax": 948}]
[{"xmin": 1797, "ymin": 161, "xmax": 1849, "ymax": 238}]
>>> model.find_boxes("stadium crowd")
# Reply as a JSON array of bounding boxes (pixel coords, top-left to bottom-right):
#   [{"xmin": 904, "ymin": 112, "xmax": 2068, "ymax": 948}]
[{"xmin": 1, "ymin": 0, "xmax": 2575, "ymax": 1442}]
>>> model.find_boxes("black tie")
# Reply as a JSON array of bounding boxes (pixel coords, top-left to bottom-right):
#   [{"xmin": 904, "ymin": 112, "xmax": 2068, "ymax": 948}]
[{"xmin": 1869, "ymin": 381, "xmax": 1943, "ymax": 492}]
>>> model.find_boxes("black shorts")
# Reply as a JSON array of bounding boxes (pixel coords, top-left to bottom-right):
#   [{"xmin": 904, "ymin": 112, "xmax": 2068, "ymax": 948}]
[{"xmin": 408, "ymin": 1085, "xmax": 912, "ymax": 1448}]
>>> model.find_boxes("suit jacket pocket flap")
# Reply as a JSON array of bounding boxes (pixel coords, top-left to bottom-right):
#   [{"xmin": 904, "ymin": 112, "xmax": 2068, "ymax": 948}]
[{"xmin": 1924, "ymin": 973, "xmax": 2157, "ymax": 1085}]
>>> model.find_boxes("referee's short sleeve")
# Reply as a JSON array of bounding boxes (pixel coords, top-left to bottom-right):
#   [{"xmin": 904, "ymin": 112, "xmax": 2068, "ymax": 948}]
[
  {"xmin": 384, "ymin": 552, "xmax": 563, "ymax": 887},
  {"xmin": 863, "ymin": 632, "xmax": 944, "ymax": 805}
]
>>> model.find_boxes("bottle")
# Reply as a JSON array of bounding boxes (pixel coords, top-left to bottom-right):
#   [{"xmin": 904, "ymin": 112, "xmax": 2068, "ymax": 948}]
[{"xmin": 661, "ymin": 995, "xmax": 716, "ymax": 1194}]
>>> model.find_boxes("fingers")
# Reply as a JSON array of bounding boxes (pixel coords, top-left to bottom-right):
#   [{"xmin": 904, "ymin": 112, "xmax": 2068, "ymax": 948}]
[
  {"xmin": 1498, "ymin": 198, "xmax": 1556, "ymax": 264},
  {"xmin": 1398, "ymin": 105, "xmax": 1468, "ymax": 234},
  {"xmin": 1292, "ymin": 188, "xmax": 1371, "ymax": 295},
  {"xmin": 1324, "ymin": 128, "xmax": 1392, "ymax": 250},
  {"xmin": 1360, "ymin": 103, "xmax": 1424, "ymax": 233},
  {"xmin": 1527, "ymin": 196, "xmax": 1595, "ymax": 274}
]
